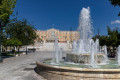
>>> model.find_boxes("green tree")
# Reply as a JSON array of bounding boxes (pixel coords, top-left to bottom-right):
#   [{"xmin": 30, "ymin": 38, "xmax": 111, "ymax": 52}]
[
  {"xmin": 2, "ymin": 38, "xmax": 22, "ymax": 53},
  {"xmin": 99, "ymin": 36, "xmax": 108, "ymax": 46},
  {"xmin": 0, "ymin": 0, "xmax": 16, "ymax": 59},
  {"xmin": 6, "ymin": 19, "xmax": 37, "ymax": 46},
  {"xmin": 109, "ymin": 0, "xmax": 120, "ymax": 16},
  {"xmin": 107, "ymin": 26, "xmax": 120, "ymax": 47},
  {"xmin": 92, "ymin": 35, "xmax": 108, "ymax": 46},
  {"xmin": 93, "ymin": 26, "xmax": 120, "ymax": 57},
  {"xmin": 0, "ymin": 0, "xmax": 16, "ymax": 25}
]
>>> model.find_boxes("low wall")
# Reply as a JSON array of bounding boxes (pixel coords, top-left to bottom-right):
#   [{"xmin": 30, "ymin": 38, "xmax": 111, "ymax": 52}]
[
  {"xmin": 66, "ymin": 53, "xmax": 105, "ymax": 63},
  {"xmin": 36, "ymin": 61, "xmax": 120, "ymax": 80}
]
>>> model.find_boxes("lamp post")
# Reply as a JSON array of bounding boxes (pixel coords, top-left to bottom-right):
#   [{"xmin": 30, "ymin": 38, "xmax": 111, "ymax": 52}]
[
  {"xmin": 0, "ymin": 19, "xmax": 3, "ymax": 62},
  {"xmin": 25, "ymin": 32, "xmax": 28, "ymax": 55}
]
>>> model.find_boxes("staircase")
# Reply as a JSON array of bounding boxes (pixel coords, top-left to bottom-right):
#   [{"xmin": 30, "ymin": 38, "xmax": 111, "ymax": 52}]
[{"xmin": 42, "ymin": 43, "xmax": 71, "ymax": 51}]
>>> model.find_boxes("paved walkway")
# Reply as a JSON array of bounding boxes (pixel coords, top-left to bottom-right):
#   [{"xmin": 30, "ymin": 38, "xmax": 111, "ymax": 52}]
[{"xmin": 0, "ymin": 51, "xmax": 54, "ymax": 80}]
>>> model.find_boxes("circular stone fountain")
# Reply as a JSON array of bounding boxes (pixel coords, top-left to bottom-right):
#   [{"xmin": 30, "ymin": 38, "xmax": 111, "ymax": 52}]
[
  {"xmin": 36, "ymin": 7, "xmax": 120, "ymax": 80},
  {"xmin": 36, "ymin": 61, "xmax": 120, "ymax": 80},
  {"xmin": 66, "ymin": 53, "xmax": 105, "ymax": 63}
]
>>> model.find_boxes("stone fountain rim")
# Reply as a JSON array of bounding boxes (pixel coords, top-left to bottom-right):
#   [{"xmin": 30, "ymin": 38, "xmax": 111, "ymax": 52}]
[
  {"xmin": 36, "ymin": 61, "xmax": 120, "ymax": 72},
  {"xmin": 68, "ymin": 53, "xmax": 104, "ymax": 55}
]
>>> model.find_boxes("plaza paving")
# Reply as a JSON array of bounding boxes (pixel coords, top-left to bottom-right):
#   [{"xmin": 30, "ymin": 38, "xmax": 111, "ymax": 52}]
[{"xmin": 0, "ymin": 51, "xmax": 55, "ymax": 80}]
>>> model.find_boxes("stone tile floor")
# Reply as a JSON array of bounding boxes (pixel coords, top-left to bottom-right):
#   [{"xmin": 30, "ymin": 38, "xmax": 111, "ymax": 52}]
[{"xmin": 0, "ymin": 51, "xmax": 53, "ymax": 80}]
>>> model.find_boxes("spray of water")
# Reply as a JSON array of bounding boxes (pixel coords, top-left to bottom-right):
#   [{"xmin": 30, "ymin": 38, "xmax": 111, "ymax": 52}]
[
  {"xmin": 71, "ymin": 7, "xmax": 105, "ymax": 67},
  {"xmin": 51, "ymin": 38, "xmax": 59, "ymax": 64},
  {"xmin": 72, "ymin": 41, "xmax": 77, "ymax": 53},
  {"xmin": 104, "ymin": 45, "xmax": 109, "ymax": 63},
  {"xmin": 77, "ymin": 7, "xmax": 93, "ymax": 53}
]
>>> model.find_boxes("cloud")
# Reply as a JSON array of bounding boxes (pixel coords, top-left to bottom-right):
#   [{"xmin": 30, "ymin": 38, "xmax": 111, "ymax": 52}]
[{"xmin": 111, "ymin": 20, "xmax": 120, "ymax": 24}]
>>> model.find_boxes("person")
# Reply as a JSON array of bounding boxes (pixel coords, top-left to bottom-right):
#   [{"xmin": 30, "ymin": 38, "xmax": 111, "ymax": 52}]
[{"xmin": 12, "ymin": 49, "xmax": 15, "ymax": 53}]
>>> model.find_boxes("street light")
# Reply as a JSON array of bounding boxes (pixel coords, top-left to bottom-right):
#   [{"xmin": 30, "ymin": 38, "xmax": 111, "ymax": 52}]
[
  {"xmin": 0, "ymin": 19, "xmax": 4, "ymax": 62},
  {"xmin": 25, "ymin": 32, "xmax": 28, "ymax": 55}
]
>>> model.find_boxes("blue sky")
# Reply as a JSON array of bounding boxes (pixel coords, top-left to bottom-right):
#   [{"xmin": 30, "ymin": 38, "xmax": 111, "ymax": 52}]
[{"xmin": 11, "ymin": 0, "xmax": 120, "ymax": 35}]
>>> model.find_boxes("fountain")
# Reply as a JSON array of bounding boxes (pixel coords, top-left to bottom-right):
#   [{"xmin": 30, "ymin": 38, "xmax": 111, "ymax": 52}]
[
  {"xmin": 36, "ymin": 7, "xmax": 120, "ymax": 80},
  {"xmin": 66, "ymin": 7, "xmax": 105, "ymax": 65}
]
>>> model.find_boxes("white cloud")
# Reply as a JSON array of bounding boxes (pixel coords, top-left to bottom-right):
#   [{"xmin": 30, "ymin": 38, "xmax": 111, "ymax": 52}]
[{"xmin": 111, "ymin": 20, "xmax": 120, "ymax": 24}]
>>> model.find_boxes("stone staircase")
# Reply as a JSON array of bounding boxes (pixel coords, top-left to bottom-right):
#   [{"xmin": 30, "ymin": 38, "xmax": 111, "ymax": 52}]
[
  {"xmin": 26, "ymin": 42, "xmax": 71, "ymax": 51},
  {"xmin": 42, "ymin": 43, "xmax": 71, "ymax": 51}
]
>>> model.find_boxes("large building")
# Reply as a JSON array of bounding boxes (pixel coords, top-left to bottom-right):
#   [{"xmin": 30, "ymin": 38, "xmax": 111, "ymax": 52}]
[{"xmin": 36, "ymin": 28, "xmax": 79, "ymax": 42}]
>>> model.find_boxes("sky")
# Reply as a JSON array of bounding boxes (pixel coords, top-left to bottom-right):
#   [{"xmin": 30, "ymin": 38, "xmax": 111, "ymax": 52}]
[{"xmin": 11, "ymin": 0, "xmax": 120, "ymax": 36}]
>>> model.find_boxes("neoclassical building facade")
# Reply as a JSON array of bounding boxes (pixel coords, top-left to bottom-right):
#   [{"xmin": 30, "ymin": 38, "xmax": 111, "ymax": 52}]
[{"xmin": 36, "ymin": 28, "xmax": 79, "ymax": 42}]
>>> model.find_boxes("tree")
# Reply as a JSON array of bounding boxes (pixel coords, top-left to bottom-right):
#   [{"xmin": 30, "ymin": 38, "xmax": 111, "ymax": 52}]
[
  {"xmin": 107, "ymin": 26, "xmax": 120, "ymax": 47},
  {"xmin": 0, "ymin": 0, "xmax": 16, "ymax": 61},
  {"xmin": 93, "ymin": 26, "xmax": 120, "ymax": 57},
  {"xmin": 0, "ymin": 0, "xmax": 16, "ymax": 25},
  {"xmin": 109, "ymin": 0, "xmax": 120, "ymax": 16},
  {"xmin": 5, "ymin": 19, "xmax": 37, "ymax": 46},
  {"xmin": 3, "ymin": 38, "xmax": 22, "ymax": 52},
  {"xmin": 99, "ymin": 36, "xmax": 108, "ymax": 46}
]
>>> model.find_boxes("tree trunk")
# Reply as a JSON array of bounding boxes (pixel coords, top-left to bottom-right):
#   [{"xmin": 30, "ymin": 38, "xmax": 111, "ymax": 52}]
[{"xmin": 18, "ymin": 47, "xmax": 20, "ymax": 53}]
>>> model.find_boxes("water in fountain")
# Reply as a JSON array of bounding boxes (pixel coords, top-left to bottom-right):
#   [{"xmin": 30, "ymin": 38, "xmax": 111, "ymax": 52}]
[
  {"xmin": 71, "ymin": 7, "xmax": 106, "ymax": 66},
  {"xmin": 77, "ymin": 7, "xmax": 93, "ymax": 53},
  {"xmin": 95, "ymin": 39, "xmax": 100, "ymax": 53},
  {"xmin": 77, "ymin": 39, "xmax": 84, "ymax": 53},
  {"xmin": 103, "ymin": 45, "xmax": 109, "ymax": 63},
  {"xmin": 59, "ymin": 48, "xmax": 63, "ymax": 62},
  {"xmin": 72, "ymin": 41, "xmax": 77, "ymax": 53},
  {"xmin": 72, "ymin": 7, "xmax": 93, "ymax": 53},
  {"xmin": 51, "ymin": 7, "xmax": 106, "ymax": 66},
  {"xmin": 51, "ymin": 38, "xmax": 59, "ymax": 64},
  {"xmin": 117, "ymin": 45, "xmax": 120, "ymax": 65},
  {"xmin": 90, "ymin": 39, "xmax": 95, "ymax": 67}
]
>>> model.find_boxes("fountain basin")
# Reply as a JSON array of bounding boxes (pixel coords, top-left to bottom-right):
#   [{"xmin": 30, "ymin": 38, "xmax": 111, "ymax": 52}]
[
  {"xmin": 66, "ymin": 53, "xmax": 105, "ymax": 63},
  {"xmin": 36, "ymin": 61, "xmax": 120, "ymax": 80}
]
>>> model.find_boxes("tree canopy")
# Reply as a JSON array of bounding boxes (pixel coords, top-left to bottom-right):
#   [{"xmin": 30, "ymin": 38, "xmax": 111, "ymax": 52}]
[
  {"xmin": 3, "ymin": 38, "xmax": 22, "ymax": 47},
  {"xmin": 0, "ymin": 0, "xmax": 16, "ymax": 25},
  {"xmin": 93, "ymin": 26, "xmax": 120, "ymax": 47},
  {"xmin": 5, "ymin": 19, "xmax": 37, "ymax": 46}
]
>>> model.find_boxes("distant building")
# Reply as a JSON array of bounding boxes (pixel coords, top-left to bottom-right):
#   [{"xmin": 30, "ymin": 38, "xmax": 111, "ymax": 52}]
[{"xmin": 36, "ymin": 28, "xmax": 79, "ymax": 42}]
